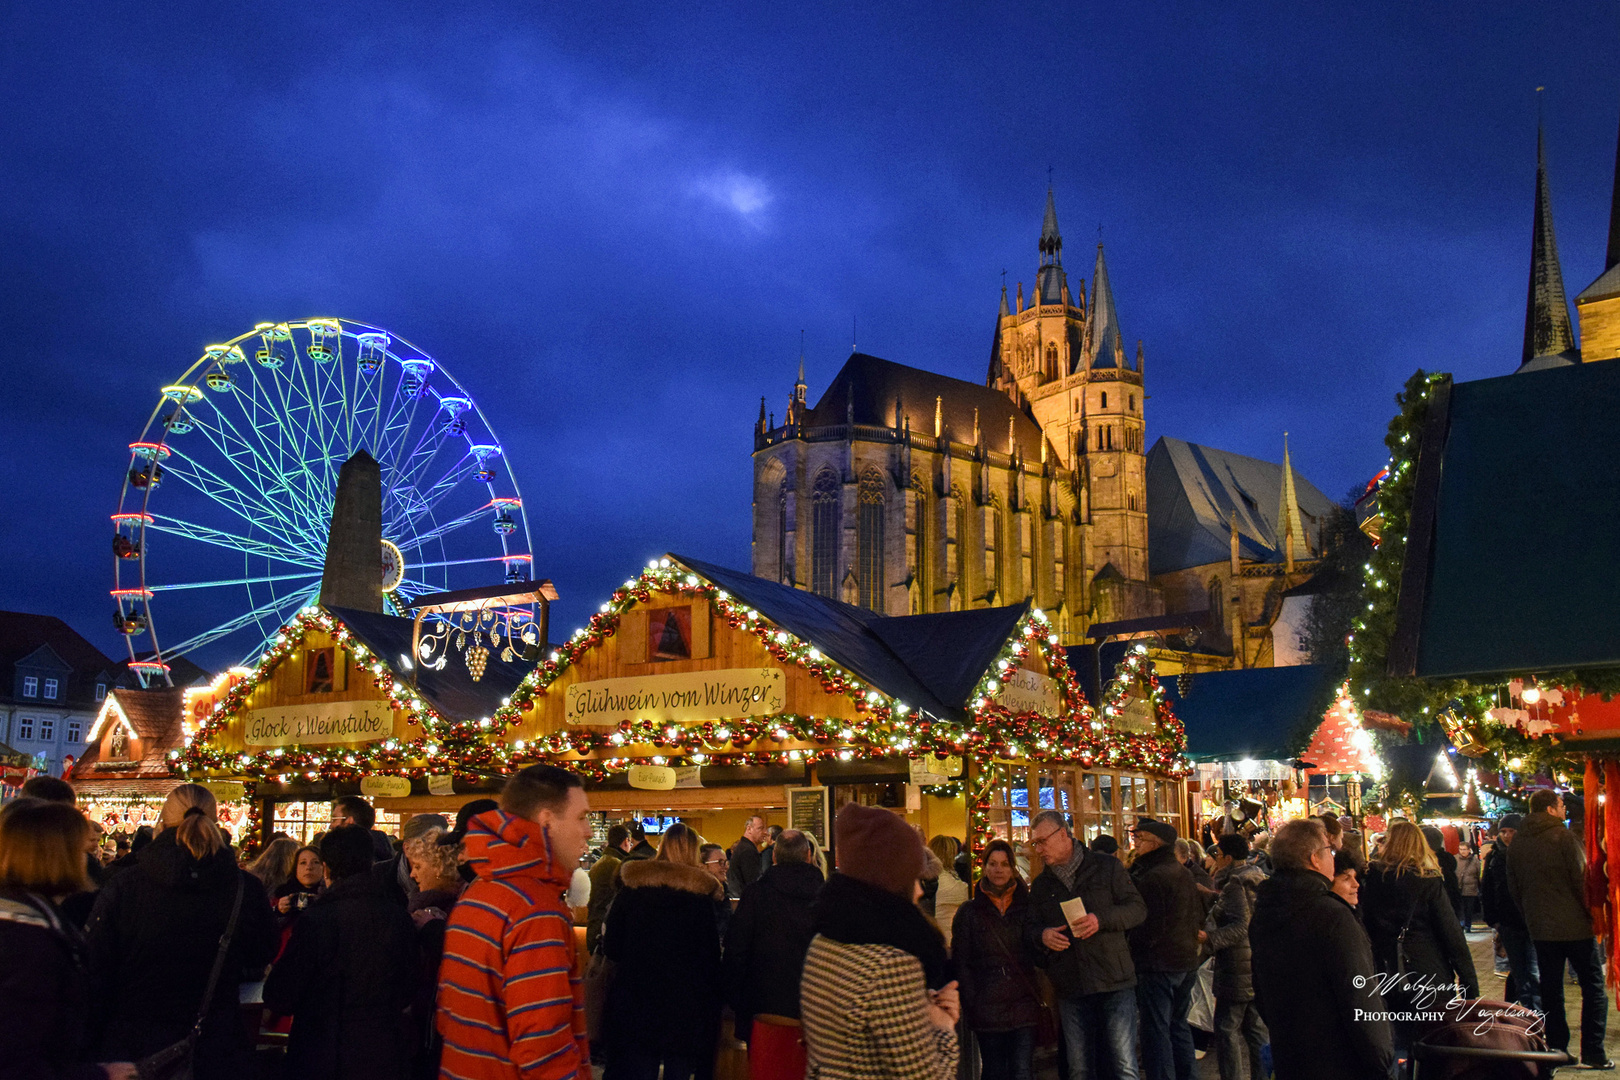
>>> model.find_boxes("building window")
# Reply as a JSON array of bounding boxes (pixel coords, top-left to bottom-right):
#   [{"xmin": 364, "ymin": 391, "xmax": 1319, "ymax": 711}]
[
  {"xmin": 95, "ymin": 683, "xmax": 106, "ymax": 701},
  {"xmin": 913, "ymin": 491, "xmax": 928, "ymax": 600},
  {"xmin": 857, "ymin": 478, "xmax": 885, "ymax": 612},
  {"xmin": 811, "ymin": 470, "xmax": 840, "ymax": 598},
  {"xmin": 1100, "ymin": 392, "xmax": 1108, "ymax": 409},
  {"xmin": 16, "ymin": 717, "xmax": 33, "ymax": 741},
  {"xmin": 66, "ymin": 721, "xmax": 82, "ymax": 743},
  {"xmin": 43, "ymin": 678, "xmax": 58, "ymax": 700},
  {"xmin": 22, "ymin": 676, "xmax": 37, "ymax": 698},
  {"xmin": 988, "ymin": 508, "xmax": 1003, "ymax": 599},
  {"xmin": 1129, "ymin": 394, "xmax": 1136, "ymax": 411},
  {"xmin": 39, "ymin": 718, "xmax": 54, "ymax": 742},
  {"xmin": 955, "ymin": 499, "xmax": 969, "ymax": 605},
  {"xmin": 777, "ymin": 489, "xmax": 789, "ymax": 584}
]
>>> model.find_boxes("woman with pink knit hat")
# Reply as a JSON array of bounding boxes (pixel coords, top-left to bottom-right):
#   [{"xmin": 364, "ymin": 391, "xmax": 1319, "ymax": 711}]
[{"xmin": 799, "ymin": 801, "xmax": 960, "ymax": 1079}]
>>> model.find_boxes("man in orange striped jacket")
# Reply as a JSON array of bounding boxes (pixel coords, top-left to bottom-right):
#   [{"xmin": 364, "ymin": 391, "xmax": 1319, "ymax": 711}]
[{"xmin": 438, "ymin": 765, "xmax": 593, "ymax": 1079}]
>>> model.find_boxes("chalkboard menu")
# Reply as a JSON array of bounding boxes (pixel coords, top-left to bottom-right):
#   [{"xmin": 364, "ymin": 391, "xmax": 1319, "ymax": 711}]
[{"xmin": 788, "ymin": 786, "xmax": 830, "ymax": 848}]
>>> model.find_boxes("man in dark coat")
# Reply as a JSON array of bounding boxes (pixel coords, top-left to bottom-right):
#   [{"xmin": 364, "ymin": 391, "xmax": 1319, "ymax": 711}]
[
  {"xmin": 1423, "ymin": 824, "xmax": 1463, "ymax": 918},
  {"xmin": 1202, "ymin": 833, "xmax": 1268, "ymax": 1080},
  {"xmin": 624, "ymin": 818, "xmax": 657, "ymax": 861},
  {"xmin": 264, "ymin": 825, "xmax": 418, "ymax": 1080},
  {"xmin": 727, "ymin": 814, "xmax": 769, "ymax": 899},
  {"xmin": 586, "ymin": 822, "xmax": 634, "ymax": 952},
  {"xmin": 332, "ymin": 795, "xmax": 395, "ymax": 862},
  {"xmin": 1128, "ymin": 817, "xmax": 1203, "ymax": 1080},
  {"xmin": 1026, "ymin": 809, "xmax": 1146, "ymax": 1080},
  {"xmin": 1508, "ymin": 789, "xmax": 1611, "ymax": 1070},
  {"xmin": 1250, "ymin": 817, "xmax": 1393, "ymax": 1080},
  {"xmin": 1481, "ymin": 813, "xmax": 1539, "ymax": 1010},
  {"xmin": 724, "ymin": 828, "xmax": 824, "ymax": 1042}
]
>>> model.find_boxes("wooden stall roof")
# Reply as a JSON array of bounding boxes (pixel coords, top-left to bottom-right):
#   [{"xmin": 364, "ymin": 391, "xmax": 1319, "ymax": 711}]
[{"xmin": 73, "ymin": 687, "xmax": 186, "ymax": 782}]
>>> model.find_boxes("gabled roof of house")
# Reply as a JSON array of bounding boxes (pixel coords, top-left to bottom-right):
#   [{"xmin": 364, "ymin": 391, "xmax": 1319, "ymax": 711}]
[{"xmin": 670, "ymin": 555, "xmax": 1031, "ymax": 725}]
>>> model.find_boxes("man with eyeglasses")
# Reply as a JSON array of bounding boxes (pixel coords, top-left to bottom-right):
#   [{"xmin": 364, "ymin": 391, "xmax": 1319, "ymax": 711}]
[
  {"xmin": 1250, "ymin": 817, "xmax": 1393, "ymax": 1080},
  {"xmin": 1025, "ymin": 809, "xmax": 1147, "ymax": 1079}
]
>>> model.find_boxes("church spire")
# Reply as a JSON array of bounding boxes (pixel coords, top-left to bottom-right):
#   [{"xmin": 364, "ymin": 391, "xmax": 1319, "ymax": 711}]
[
  {"xmin": 1040, "ymin": 188, "xmax": 1062, "ymax": 268},
  {"xmin": 1085, "ymin": 243, "xmax": 1124, "ymax": 369},
  {"xmin": 1522, "ymin": 126, "xmax": 1576, "ymax": 366},
  {"xmin": 987, "ymin": 289, "xmax": 1007, "ymax": 387},
  {"xmin": 1277, "ymin": 433, "xmax": 1307, "ymax": 569}
]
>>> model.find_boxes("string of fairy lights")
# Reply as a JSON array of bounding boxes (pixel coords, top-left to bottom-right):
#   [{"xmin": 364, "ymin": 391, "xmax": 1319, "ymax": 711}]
[{"xmin": 174, "ymin": 559, "xmax": 1188, "ymax": 792}]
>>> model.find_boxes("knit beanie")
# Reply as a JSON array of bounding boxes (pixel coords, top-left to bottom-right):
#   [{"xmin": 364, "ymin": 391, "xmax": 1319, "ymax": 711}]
[{"xmin": 834, "ymin": 801, "xmax": 925, "ymax": 897}]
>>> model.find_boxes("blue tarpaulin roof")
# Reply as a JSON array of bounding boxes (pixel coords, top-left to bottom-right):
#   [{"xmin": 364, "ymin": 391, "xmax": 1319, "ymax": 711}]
[{"xmin": 1161, "ymin": 664, "xmax": 1336, "ymax": 763}]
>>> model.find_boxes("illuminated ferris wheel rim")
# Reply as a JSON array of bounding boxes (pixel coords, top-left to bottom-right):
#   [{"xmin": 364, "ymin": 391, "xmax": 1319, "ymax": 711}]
[{"xmin": 112, "ymin": 317, "xmax": 535, "ymax": 682}]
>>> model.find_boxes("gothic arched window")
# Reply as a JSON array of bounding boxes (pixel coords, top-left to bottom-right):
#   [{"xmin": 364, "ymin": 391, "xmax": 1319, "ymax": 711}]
[
  {"xmin": 811, "ymin": 470, "xmax": 840, "ymax": 598},
  {"xmin": 912, "ymin": 487, "xmax": 928, "ymax": 606},
  {"xmin": 857, "ymin": 471, "xmax": 885, "ymax": 612},
  {"xmin": 777, "ymin": 484, "xmax": 790, "ymax": 584}
]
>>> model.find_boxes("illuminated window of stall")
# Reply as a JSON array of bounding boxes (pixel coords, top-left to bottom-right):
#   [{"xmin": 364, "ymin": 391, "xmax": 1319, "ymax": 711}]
[
  {"xmin": 982, "ymin": 760, "xmax": 1028, "ymax": 844},
  {"xmin": 1154, "ymin": 778, "xmax": 1182, "ymax": 836},
  {"xmin": 1076, "ymin": 772, "xmax": 1103, "ymax": 842}
]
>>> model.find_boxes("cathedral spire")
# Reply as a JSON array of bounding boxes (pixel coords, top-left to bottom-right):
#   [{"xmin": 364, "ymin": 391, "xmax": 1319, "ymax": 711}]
[
  {"xmin": 1040, "ymin": 188, "xmax": 1062, "ymax": 268},
  {"xmin": 1085, "ymin": 243, "xmax": 1124, "ymax": 369},
  {"xmin": 1522, "ymin": 126, "xmax": 1576, "ymax": 367},
  {"xmin": 1278, "ymin": 432, "xmax": 1307, "ymax": 568},
  {"xmin": 988, "ymin": 283, "xmax": 1008, "ymax": 387}
]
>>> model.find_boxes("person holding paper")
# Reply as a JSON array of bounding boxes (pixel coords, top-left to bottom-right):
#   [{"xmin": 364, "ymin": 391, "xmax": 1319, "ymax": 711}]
[{"xmin": 1025, "ymin": 809, "xmax": 1146, "ymax": 1080}]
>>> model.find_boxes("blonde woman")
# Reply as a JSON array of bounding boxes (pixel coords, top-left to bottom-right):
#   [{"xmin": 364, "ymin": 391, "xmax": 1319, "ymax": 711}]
[
  {"xmin": 601, "ymin": 823, "xmax": 725, "ymax": 1078},
  {"xmin": 1360, "ymin": 820, "xmax": 1478, "ymax": 1006},
  {"xmin": 84, "ymin": 783, "xmax": 277, "ymax": 1079},
  {"xmin": 928, "ymin": 835, "xmax": 970, "ymax": 946},
  {"xmin": 246, "ymin": 836, "xmax": 299, "ymax": 897}
]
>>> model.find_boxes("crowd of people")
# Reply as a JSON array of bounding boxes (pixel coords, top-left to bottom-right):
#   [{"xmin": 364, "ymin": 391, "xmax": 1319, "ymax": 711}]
[{"xmin": 0, "ymin": 767, "xmax": 1613, "ymax": 1080}]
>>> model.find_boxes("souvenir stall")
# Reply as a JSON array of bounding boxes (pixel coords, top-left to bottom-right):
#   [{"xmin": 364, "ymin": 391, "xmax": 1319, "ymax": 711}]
[
  {"xmin": 71, "ymin": 683, "xmax": 252, "ymax": 839},
  {"xmin": 0, "ymin": 740, "xmax": 35, "ymax": 799}
]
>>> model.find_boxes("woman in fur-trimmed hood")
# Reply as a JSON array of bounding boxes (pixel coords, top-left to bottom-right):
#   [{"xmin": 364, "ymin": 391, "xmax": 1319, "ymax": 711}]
[{"xmin": 601, "ymin": 823, "xmax": 725, "ymax": 1080}]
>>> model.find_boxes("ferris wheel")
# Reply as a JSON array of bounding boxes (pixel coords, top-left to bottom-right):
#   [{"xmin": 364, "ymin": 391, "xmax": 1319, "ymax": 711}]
[{"xmin": 112, "ymin": 318, "xmax": 533, "ymax": 681}]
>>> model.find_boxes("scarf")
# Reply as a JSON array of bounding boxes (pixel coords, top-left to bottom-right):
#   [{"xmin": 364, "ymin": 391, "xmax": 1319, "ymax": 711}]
[
  {"xmin": 978, "ymin": 876, "xmax": 1017, "ymax": 914},
  {"xmin": 812, "ymin": 872, "xmax": 952, "ymax": 989}
]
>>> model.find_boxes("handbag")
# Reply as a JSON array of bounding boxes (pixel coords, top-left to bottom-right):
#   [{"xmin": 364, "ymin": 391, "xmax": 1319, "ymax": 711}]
[{"xmin": 136, "ymin": 874, "xmax": 245, "ymax": 1080}]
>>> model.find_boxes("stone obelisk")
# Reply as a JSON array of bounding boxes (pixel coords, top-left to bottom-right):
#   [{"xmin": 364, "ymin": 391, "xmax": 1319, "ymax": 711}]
[{"xmin": 319, "ymin": 450, "xmax": 384, "ymax": 613}]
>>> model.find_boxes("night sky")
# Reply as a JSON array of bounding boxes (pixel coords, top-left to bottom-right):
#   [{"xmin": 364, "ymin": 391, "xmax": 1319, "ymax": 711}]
[{"xmin": 4, "ymin": 2, "xmax": 1618, "ymax": 672}]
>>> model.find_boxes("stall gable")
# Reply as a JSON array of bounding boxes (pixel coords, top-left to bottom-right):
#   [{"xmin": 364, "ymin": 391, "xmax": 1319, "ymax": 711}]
[
  {"xmin": 508, "ymin": 592, "xmax": 863, "ymax": 743},
  {"xmin": 178, "ymin": 609, "xmax": 440, "ymax": 779}
]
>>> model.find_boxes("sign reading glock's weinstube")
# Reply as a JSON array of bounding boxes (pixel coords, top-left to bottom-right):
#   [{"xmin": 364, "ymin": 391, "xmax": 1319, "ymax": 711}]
[
  {"xmin": 244, "ymin": 701, "xmax": 392, "ymax": 747},
  {"xmin": 993, "ymin": 668, "xmax": 1063, "ymax": 717},
  {"xmin": 565, "ymin": 668, "xmax": 785, "ymax": 727}
]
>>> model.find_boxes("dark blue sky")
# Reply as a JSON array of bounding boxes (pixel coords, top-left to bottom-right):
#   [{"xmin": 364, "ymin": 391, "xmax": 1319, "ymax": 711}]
[{"xmin": 4, "ymin": 2, "xmax": 1618, "ymax": 669}]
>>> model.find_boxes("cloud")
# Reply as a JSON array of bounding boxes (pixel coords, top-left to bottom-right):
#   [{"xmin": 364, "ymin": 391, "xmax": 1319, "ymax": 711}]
[{"xmin": 690, "ymin": 169, "xmax": 775, "ymax": 227}]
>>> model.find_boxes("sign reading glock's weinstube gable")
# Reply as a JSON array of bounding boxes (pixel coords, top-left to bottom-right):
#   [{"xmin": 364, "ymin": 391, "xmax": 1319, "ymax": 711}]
[
  {"xmin": 244, "ymin": 701, "xmax": 393, "ymax": 747},
  {"xmin": 565, "ymin": 668, "xmax": 785, "ymax": 727},
  {"xmin": 994, "ymin": 668, "xmax": 1063, "ymax": 717}
]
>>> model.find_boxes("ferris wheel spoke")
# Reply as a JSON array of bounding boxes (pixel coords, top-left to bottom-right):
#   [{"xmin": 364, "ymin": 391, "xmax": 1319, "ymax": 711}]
[
  {"xmin": 157, "ymin": 589, "xmax": 314, "ymax": 660},
  {"xmin": 159, "ymin": 456, "xmax": 315, "ymax": 557},
  {"xmin": 391, "ymin": 421, "xmax": 454, "ymax": 503},
  {"xmin": 149, "ymin": 569, "xmax": 323, "ymax": 592},
  {"xmin": 388, "ymin": 455, "xmax": 478, "ymax": 535},
  {"xmin": 394, "ymin": 506, "xmax": 489, "ymax": 556},
  {"xmin": 146, "ymin": 515, "xmax": 323, "ymax": 566},
  {"xmin": 181, "ymin": 412, "xmax": 322, "ymax": 547},
  {"xmin": 196, "ymin": 379, "xmax": 329, "ymax": 533}
]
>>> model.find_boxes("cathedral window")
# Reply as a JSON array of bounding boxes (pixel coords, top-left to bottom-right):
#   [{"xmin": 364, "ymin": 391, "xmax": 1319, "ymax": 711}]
[
  {"xmin": 912, "ymin": 490, "xmax": 928, "ymax": 599},
  {"xmin": 811, "ymin": 470, "xmax": 840, "ymax": 598},
  {"xmin": 1208, "ymin": 580, "xmax": 1225, "ymax": 636},
  {"xmin": 1129, "ymin": 394, "xmax": 1136, "ymax": 411},
  {"xmin": 777, "ymin": 487, "xmax": 789, "ymax": 584},
  {"xmin": 857, "ymin": 472, "xmax": 885, "ymax": 612},
  {"xmin": 1100, "ymin": 392, "xmax": 1108, "ymax": 409},
  {"xmin": 989, "ymin": 508, "xmax": 1002, "ymax": 599}
]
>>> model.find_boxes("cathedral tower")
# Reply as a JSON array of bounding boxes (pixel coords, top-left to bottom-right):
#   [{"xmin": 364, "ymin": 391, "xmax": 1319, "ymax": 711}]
[
  {"xmin": 1578, "ymin": 105, "xmax": 1620, "ymax": 360},
  {"xmin": 989, "ymin": 192, "xmax": 1150, "ymax": 614}
]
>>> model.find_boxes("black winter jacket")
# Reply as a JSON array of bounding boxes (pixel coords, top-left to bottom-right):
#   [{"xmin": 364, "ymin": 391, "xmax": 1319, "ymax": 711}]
[
  {"xmin": 603, "ymin": 859, "xmax": 725, "ymax": 1059},
  {"xmin": 1203, "ymin": 861, "xmax": 1266, "ymax": 1002},
  {"xmin": 1480, "ymin": 843, "xmax": 1525, "ymax": 931},
  {"xmin": 1360, "ymin": 866, "xmax": 1478, "ymax": 998},
  {"xmin": 1026, "ymin": 846, "xmax": 1145, "ymax": 999},
  {"xmin": 951, "ymin": 880, "xmax": 1041, "ymax": 1032},
  {"xmin": 1128, "ymin": 846, "xmax": 1203, "ymax": 973},
  {"xmin": 263, "ymin": 873, "xmax": 418, "ymax": 1080},
  {"xmin": 724, "ymin": 859, "xmax": 824, "ymax": 1040},
  {"xmin": 1508, "ymin": 811, "xmax": 1593, "ymax": 942},
  {"xmin": 0, "ymin": 889, "xmax": 102, "ymax": 1080},
  {"xmin": 84, "ymin": 830, "xmax": 276, "ymax": 1077},
  {"xmin": 727, "ymin": 836, "xmax": 764, "ymax": 899},
  {"xmin": 1250, "ymin": 868, "xmax": 1394, "ymax": 1080}
]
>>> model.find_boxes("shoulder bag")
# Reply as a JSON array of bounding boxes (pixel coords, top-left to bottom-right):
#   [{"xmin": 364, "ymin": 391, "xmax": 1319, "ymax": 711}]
[{"xmin": 136, "ymin": 873, "xmax": 245, "ymax": 1080}]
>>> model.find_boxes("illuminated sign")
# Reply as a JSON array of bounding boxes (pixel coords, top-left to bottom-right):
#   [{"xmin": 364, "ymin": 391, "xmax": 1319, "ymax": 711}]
[
  {"xmin": 244, "ymin": 701, "xmax": 392, "ymax": 747},
  {"xmin": 564, "ymin": 668, "xmax": 785, "ymax": 727}
]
